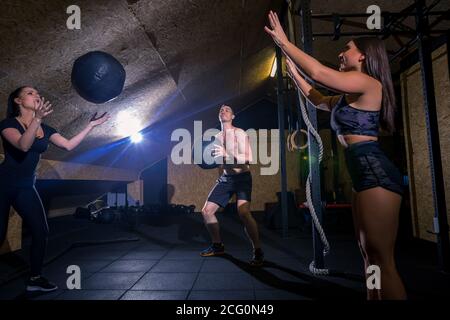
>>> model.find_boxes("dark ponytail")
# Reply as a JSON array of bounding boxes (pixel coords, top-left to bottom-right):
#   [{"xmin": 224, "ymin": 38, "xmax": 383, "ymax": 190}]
[
  {"xmin": 353, "ymin": 37, "xmax": 396, "ymax": 134},
  {"xmin": 7, "ymin": 86, "xmax": 28, "ymax": 118}
]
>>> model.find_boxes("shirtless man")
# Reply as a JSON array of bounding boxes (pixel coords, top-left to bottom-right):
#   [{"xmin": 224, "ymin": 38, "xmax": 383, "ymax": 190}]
[{"xmin": 199, "ymin": 105, "xmax": 264, "ymax": 266}]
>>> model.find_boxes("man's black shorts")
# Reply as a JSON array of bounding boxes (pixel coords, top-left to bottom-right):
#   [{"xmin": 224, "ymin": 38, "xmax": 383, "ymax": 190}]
[{"xmin": 207, "ymin": 171, "xmax": 252, "ymax": 208}]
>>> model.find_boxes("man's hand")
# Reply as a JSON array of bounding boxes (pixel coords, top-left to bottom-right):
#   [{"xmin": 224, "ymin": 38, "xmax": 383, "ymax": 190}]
[{"xmin": 212, "ymin": 144, "xmax": 227, "ymax": 158}]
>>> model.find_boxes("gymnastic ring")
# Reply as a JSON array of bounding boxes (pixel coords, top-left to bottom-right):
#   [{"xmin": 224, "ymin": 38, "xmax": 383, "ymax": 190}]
[
  {"xmin": 287, "ymin": 132, "xmax": 293, "ymax": 152},
  {"xmin": 290, "ymin": 129, "xmax": 308, "ymax": 150}
]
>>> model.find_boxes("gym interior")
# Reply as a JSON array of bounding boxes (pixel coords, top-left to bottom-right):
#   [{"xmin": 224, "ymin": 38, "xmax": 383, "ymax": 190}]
[{"xmin": 0, "ymin": 0, "xmax": 449, "ymax": 302}]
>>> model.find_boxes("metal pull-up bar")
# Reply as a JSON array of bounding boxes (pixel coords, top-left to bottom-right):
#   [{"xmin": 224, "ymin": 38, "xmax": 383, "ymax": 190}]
[
  {"xmin": 308, "ymin": 11, "xmax": 448, "ymax": 19},
  {"xmin": 299, "ymin": 2, "xmax": 449, "ymax": 42}
]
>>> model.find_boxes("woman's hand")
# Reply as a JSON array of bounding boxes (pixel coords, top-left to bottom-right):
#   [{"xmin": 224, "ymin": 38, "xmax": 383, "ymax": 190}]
[
  {"xmin": 49, "ymin": 112, "xmax": 109, "ymax": 152},
  {"xmin": 286, "ymin": 58, "xmax": 302, "ymax": 81},
  {"xmin": 34, "ymin": 97, "xmax": 53, "ymax": 119},
  {"xmin": 264, "ymin": 10, "xmax": 289, "ymax": 48},
  {"xmin": 89, "ymin": 112, "xmax": 110, "ymax": 127}
]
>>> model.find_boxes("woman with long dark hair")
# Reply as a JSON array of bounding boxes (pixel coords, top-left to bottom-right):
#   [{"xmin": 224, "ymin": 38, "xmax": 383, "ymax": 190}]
[
  {"xmin": 0, "ymin": 86, "xmax": 108, "ymax": 292},
  {"xmin": 265, "ymin": 11, "xmax": 406, "ymax": 299}
]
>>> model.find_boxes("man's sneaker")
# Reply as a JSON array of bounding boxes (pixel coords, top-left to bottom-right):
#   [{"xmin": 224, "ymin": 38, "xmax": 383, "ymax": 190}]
[
  {"xmin": 26, "ymin": 276, "xmax": 58, "ymax": 292},
  {"xmin": 200, "ymin": 243, "xmax": 225, "ymax": 257},
  {"xmin": 249, "ymin": 249, "xmax": 264, "ymax": 267}
]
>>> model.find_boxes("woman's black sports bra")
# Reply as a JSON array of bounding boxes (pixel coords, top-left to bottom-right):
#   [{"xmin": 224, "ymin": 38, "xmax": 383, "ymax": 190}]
[{"xmin": 330, "ymin": 95, "xmax": 380, "ymax": 137}]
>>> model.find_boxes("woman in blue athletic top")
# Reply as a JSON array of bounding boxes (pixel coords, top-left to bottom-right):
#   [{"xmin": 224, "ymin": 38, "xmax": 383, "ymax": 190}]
[
  {"xmin": 0, "ymin": 86, "xmax": 108, "ymax": 292},
  {"xmin": 265, "ymin": 11, "xmax": 406, "ymax": 299}
]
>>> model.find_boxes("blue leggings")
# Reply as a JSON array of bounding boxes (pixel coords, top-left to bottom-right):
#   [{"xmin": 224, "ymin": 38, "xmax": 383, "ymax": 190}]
[{"xmin": 0, "ymin": 185, "xmax": 49, "ymax": 277}]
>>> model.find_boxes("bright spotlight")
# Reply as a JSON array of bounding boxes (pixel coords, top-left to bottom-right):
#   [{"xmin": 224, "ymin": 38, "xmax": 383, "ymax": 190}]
[
  {"xmin": 116, "ymin": 110, "xmax": 142, "ymax": 137},
  {"xmin": 270, "ymin": 56, "xmax": 277, "ymax": 78},
  {"xmin": 130, "ymin": 132, "xmax": 143, "ymax": 143}
]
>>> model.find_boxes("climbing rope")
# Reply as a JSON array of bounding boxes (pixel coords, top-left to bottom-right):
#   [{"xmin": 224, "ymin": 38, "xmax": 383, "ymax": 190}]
[{"xmin": 296, "ymin": 80, "xmax": 331, "ymax": 276}]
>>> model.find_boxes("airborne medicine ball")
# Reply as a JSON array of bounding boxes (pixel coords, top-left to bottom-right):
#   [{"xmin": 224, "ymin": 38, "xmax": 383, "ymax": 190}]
[{"xmin": 71, "ymin": 51, "xmax": 126, "ymax": 104}]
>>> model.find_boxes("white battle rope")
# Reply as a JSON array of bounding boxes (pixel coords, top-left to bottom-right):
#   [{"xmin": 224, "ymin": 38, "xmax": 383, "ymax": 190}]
[{"xmin": 296, "ymin": 84, "xmax": 331, "ymax": 276}]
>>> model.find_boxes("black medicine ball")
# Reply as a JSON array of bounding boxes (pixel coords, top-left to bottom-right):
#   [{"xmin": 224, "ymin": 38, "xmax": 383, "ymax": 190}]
[{"xmin": 71, "ymin": 51, "xmax": 126, "ymax": 104}]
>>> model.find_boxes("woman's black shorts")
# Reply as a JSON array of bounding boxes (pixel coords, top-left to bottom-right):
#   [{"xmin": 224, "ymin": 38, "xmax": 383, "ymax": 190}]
[
  {"xmin": 344, "ymin": 141, "xmax": 404, "ymax": 196},
  {"xmin": 207, "ymin": 171, "xmax": 252, "ymax": 208}
]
